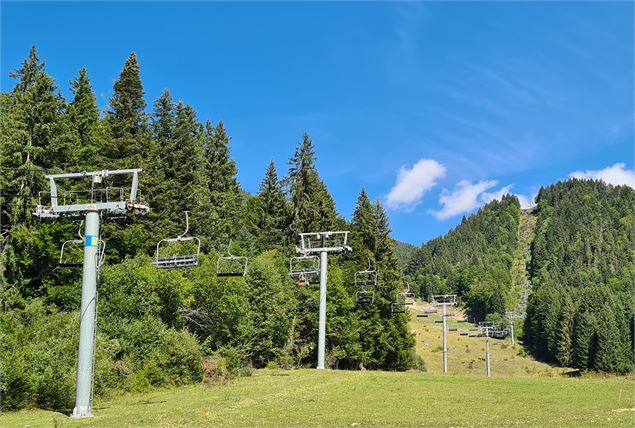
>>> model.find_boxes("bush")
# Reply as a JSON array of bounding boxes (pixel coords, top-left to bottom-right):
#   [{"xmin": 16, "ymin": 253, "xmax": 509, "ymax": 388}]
[{"xmin": 0, "ymin": 301, "xmax": 203, "ymax": 412}]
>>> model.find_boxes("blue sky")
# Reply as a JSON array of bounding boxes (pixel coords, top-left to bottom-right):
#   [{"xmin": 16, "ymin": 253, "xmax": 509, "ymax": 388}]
[{"xmin": 2, "ymin": 1, "xmax": 633, "ymax": 245}]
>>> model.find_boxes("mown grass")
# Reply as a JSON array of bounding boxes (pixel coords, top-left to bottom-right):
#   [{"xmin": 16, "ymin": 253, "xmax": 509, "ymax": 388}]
[
  {"xmin": 2, "ymin": 369, "xmax": 633, "ymax": 427},
  {"xmin": 3, "ymin": 305, "xmax": 633, "ymax": 427}
]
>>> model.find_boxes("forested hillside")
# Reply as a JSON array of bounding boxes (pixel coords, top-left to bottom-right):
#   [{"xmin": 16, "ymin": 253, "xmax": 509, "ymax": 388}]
[
  {"xmin": 524, "ymin": 179, "xmax": 634, "ymax": 373},
  {"xmin": 406, "ymin": 195, "xmax": 520, "ymax": 320},
  {"xmin": 407, "ymin": 181, "xmax": 634, "ymax": 373},
  {"xmin": 0, "ymin": 47, "xmax": 419, "ymax": 412}
]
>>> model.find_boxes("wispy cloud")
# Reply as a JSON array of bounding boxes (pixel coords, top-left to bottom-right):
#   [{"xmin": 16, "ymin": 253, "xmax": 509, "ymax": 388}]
[
  {"xmin": 481, "ymin": 184, "xmax": 514, "ymax": 205},
  {"xmin": 431, "ymin": 179, "xmax": 498, "ymax": 220},
  {"xmin": 482, "ymin": 184, "xmax": 536, "ymax": 209},
  {"xmin": 386, "ymin": 159, "xmax": 446, "ymax": 212},
  {"xmin": 570, "ymin": 162, "xmax": 635, "ymax": 188},
  {"xmin": 515, "ymin": 193, "xmax": 536, "ymax": 210},
  {"xmin": 431, "ymin": 179, "xmax": 536, "ymax": 219}
]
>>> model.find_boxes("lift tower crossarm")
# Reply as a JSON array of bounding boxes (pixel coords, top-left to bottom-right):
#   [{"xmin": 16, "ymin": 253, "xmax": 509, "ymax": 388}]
[{"xmin": 34, "ymin": 169, "xmax": 148, "ymax": 219}]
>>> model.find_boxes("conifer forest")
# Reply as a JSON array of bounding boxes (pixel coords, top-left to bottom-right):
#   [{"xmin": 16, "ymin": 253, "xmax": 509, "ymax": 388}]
[{"xmin": 0, "ymin": 47, "xmax": 633, "ymax": 415}]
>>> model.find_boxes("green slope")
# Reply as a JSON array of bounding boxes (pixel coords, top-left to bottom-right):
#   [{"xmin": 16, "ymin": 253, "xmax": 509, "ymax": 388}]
[{"xmin": 2, "ymin": 369, "xmax": 633, "ymax": 427}]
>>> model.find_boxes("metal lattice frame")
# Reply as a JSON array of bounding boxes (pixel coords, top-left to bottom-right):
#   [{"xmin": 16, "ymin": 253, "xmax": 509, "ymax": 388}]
[
  {"xmin": 296, "ymin": 231, "xmax": 352, "ymax": 255},
  {"xmin": 34, "ymin": 169, "xmax": 149, "ymax": 219}
]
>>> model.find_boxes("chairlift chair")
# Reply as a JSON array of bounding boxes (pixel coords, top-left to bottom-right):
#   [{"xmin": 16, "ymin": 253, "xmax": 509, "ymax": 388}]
[
  {"xmin": 391, "ymin": 302, "xmax": 407, "ymax": 314},
  {"xmin": 391, "ymin": 292, "xmax": 413, "ymax": 314},
  {"xmin": 354, "ymin": 258, "xmax": 377, "ymax": 287},
  {"xmin": 356, "ymin": 289, "xmax": 375, "ymax": 305},
  {"xmin": 403, "ymin": 282, "xmax": 415, "ymax": 299},
  {"xmin": 152, "ymin": 211, "xmax": 201, "ymax": 269},
  {"xmin": 56, "ymin": 221, "xmax": 106, "ymax": 270},
  {"xmin": 217, "ymin": 239, "xmax": 248, "ymax": 277},
  {"xmin": 290, "ymin": 255, "xmax": 320, "ymax": 278}
]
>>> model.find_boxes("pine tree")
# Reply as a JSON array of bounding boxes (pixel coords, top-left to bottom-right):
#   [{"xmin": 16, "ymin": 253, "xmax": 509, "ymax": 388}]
[
  {"xmin": 572, "ymin": 309, "xmax": 596, "ymax": 369},
  {"xmin": 287, "ymin": 133, "xmax": 337, "ymax": 238},
  {"xmin": 2, "ymin": 46, "xmax": 71, "ymax": 223},
  {"xmin": 200, "ymin": 120, "xmax": 244, "ymax": 250},
  {"xmin": 555, "ymin": 293, "xmax": 575, "ymax": 366},
  {"xmin": 171, "ymin": 102, "xmax": 208, "ymax": 211},
  {"xmin": 252, "ymin": 160, "xmax": 289, "ymax": 252},
  {"xmin": 593, "ymin": 304, "xmax": 623, "ymax": 372},
  {"xmin": 204, "ymin": 121, "xmax": 239, "ymax": 196},
  {"xmin": 68, "ymin": 66, "xmax": 100, "ymax": 169},
  {"xmin": 103, "ymin": 52, "xmax": 152, "ymax": 170},
  {"xmin": 352, "ymin": 188, "xmax": 377, "ymax": 255},
  {"xmin": 0, "ymin": 46, "xmax": 74, "ymax": 296}
]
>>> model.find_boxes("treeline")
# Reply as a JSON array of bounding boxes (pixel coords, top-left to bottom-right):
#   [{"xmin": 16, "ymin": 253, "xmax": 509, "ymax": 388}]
[
  {"xmin": 0, "ymin": 47, "xmax": 420, "ymax": 412},
  {"xmin": 524, "ymin": 179, "xmax": 634, "ymax": 373},
  {"xmin": 406, "ymin": 178, "xmax": 634, "ymax": 373},
  {"xmin": 406, "ymin": 195, "xmax": 520, "ymax": 321}
]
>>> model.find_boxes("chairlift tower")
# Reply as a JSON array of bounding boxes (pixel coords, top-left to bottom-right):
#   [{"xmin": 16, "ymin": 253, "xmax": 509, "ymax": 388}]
[
  {"xmin": 296, "ymin": 231, "xmax": 351, "ymax": 369},
  {"xmin": 477, "ymin": 321, "xmax": 495, "ymax": 377},
  {"xmin": 33, "ymin": 169, "xmax": 149, "ymax": 419},
  {"xmin": 505, "ymin": 310, "xmax": 521, "ymax": 347},
  {"xmin": 432, "ymin": 294, "xmax": 457, "ymax": 374}
]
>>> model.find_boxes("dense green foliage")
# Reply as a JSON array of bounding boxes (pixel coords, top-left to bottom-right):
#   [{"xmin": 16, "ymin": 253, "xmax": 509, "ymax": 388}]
[
  {"xmin": 0, "ymin": 48, "xmax": 418, "ymax": 412},
  {"xmin": 524, "ymin": 180, "xmax": 635, "ymax": 373},
  {"xmin": 406, "ymin": 195, "xmax": 521, "ymax": 320},
  {"xmin": 407, "ymin": 179, "xmax": 634, "ymax": 374}
]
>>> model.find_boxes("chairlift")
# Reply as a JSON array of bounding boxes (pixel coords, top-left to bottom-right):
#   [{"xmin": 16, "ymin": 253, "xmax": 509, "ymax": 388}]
[
  {"xmin": 403, "ymin": 282, "xmax": 415, "ymax": 299},
  {"xmin": 391, "ymin": 302, "xmax": 407, "ymax": 314},
  {"xmin": 152, "ymin": 211, "xmax": 201, "ymax": 269},
  {"xmin": 391, "ymin": 292, "xmax": 413, "ymax": 314},
  {"xmin": 290, "ymin": 254, "xmax": 320, "ymax": 278},
  {"xmin": 449, "ymin": 327, "xmax": 458, "ymax": 332},
  {"xmin": 354, "ymin": 258, "xmax": 377, "ymax": 287},
  {"xmin": 356, "ymin": 289, "xmax": 375, "ymax": 305},
  {"xmin": 217, "ymin": 239, "xmax": 248, "ymax": 277},
  {"xmin": 391, "ymin": 284, "xmax": 415, "ymax": 311},
  {"xmin": 56, "ymin": 221, "xmax": 106, "ymax": 270}
]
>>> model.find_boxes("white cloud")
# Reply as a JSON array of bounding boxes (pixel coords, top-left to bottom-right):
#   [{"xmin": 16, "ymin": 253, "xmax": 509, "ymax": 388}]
[
  {"xmin": 386, "ymin": 159, "xmax": 446, "ymax": 211},
  {"xmin": 569, "ymin": 163, "xmax": 635, "ymax": 188},
  {"xmin": 516, "ymin": 193, "xmax": 536, "ymax": 209},
  {"xmin": 431, "ymin": 179, "xmax": 498, "ymax": 220},
  {"xmin": 481, "ymin": 184, "xmax": 514, "ymax": 205},
  {"xmin": 482, "ymin": 184, "xmax": 537, "ymax": 209}
]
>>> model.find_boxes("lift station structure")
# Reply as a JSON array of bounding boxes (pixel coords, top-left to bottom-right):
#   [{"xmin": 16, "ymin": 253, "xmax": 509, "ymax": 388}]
[
  {"xmin": 295, "ymin": 231, "xmax": 351, "ymax": 369},
  {"xmin": 33, "ymin": 169, "xmax": 149, "ymax": 419}
]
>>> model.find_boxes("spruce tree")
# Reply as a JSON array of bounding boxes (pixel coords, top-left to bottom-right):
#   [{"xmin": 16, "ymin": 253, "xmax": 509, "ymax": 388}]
[
  {"xmin": 0, "ymin": 46, "xmax": 73, "ymax": 296},
  {"xmin": 68, "ymin": 66, "xmax": 100, "ymax": 169},
  {"xmin": 352, "ymin": 188, "xmax": 377, "ymax": 255},
  {"xmin": 103, "ymin": 52, "xmax": 152, "ymax": 170},
  {"xmin": 555, "ymin": 293, "xmax": 575, "ymax": 366},
  {"xmin": 1, "ymin": 45, "xmax": 71, "ymax": 223},
  {"xmin": 252, "ymin": 160, "xmax": 289, "ymax": 252},
  {"xmin": 287, "ymin": 133, "xmax": 337, "ymax": 238},
  {"xmin": 593, "ymin": 304, "xmax": 622, "ymax": 372},
  {"xmin": 198, "ymin": 120, "xmax": 245, "ymax": 250},
  {"xmin": 204, "ymin": 121, "xmax": 239, "ymax": 196}
]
